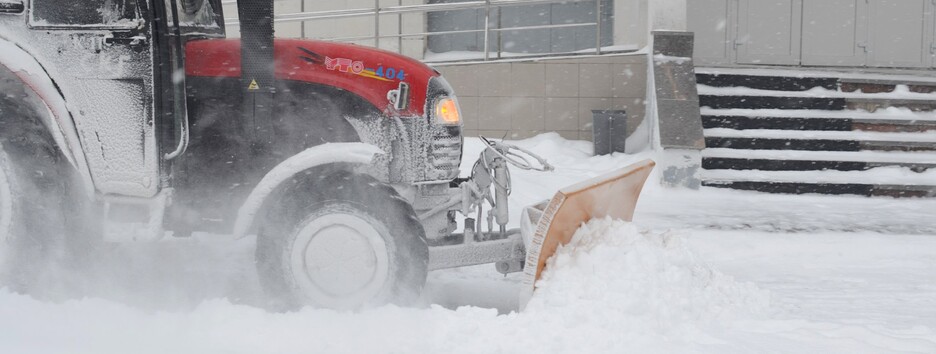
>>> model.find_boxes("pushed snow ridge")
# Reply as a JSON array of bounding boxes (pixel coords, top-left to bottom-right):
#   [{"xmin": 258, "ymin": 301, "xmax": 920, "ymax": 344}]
[{"xmin": 527, "ymin": 218, "xmax": 770, "ymax": 333}]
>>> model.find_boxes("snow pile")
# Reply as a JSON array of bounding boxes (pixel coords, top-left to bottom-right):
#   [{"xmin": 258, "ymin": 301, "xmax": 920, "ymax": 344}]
[
  {"xmin": 526, "ymin": 218, "xmax": 769, "ymax": 336},
  {"xmin": 0, "ymin": 217, "xmax": 774, "ymax": 354}
]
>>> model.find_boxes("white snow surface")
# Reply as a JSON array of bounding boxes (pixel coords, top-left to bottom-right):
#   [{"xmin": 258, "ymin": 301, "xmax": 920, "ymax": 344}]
[{"xmin": 2, "ymin": 133, "xmax": 936, "ymax": 353}]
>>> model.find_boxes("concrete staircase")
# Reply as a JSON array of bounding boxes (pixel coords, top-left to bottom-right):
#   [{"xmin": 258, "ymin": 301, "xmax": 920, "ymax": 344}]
[{"xmin": 695, "ymin": 70, "xmax": 936, "ymax": 197}]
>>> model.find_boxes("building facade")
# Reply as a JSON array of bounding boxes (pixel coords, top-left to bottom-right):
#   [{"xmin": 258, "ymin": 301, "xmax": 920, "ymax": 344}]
[{"xmin": 690, "ymin": 0, "xmax": 936, "ymax": 69}]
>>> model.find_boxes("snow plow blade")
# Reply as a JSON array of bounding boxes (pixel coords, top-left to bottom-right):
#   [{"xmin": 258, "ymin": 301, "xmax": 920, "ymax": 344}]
[{"xmin": 519, "ymin": 159, "xmax": 655, "ymax": 308}]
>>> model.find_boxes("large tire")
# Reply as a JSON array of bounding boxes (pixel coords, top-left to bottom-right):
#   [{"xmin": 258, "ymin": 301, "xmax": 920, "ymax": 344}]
[
  {"xmin": 0, "ymin": 76, "xmax": 99, "ymax": 295},
  {"xmin": 0, "ymin": 139, "xmax": 70, "ymax": 292},
  {"xmin": 256, "ymin": 169, "xmax": 429, "ymax": 310}
]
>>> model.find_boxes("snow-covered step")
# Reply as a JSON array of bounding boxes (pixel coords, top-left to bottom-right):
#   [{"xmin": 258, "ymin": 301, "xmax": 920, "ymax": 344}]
[
  {"xmin": 702, "ymin": 115, "xmax": 936, "ymax": 133},
  {"xmin": 702, "ymin": 168, "xmax": 936, "ymax": 197},
  {"xmin": 702, "ymin": 148, "xmax": 936, "ymax": 164},
  {"xmin": 696, "ymin": 67, "xmax": 936, "ymax": 86},
  {"xmin": 699, "ymin": 95, "xmax": 845, "ymax": 110},
  {"xmin": 705, "ymin": 136, "xmax": 936, "ymax": 152},
  {"xmin": 702, "ymin": 180, "xmax": 936, "ymax": 197},
  {"xmin": 700, "ymin": 107, "xmax": 936, "ymax": 122},
  {"xmin": 702, "ymin": 148, "xmax": 936, "ymax": 172},
  {"xmin": 701, "ymin": 167, "xmax": 936, "ymax": 186},
  {"xmin": 841, "ymin": 81, "xmax": 936, "ymax": 94},
  {"xmin": 696, "ymin": 73, "xmax": 837, "ymax": 92},
  {"xmin": 702, "ymin": 115, "xmax": 852, "ymax": 131},
  {"xmin": 698, "ymin": 85, "xmax": 936, "ymax": 100},
  {"xmin": 704, "ymin": 128, "xmax": 936, "ymax": 143},
  {"xmin": 694, "ymin": 70, "xmax": 936, "ymax": 197},
  {"xmin": 852, "ymin": 120, "xmax": 936, "ymax": 133},
  {"xmin": 705, "ymin": 136, "xmax": 856, "ymax": 152},
  {"xmin": 703, "ymin": 157, "xmax": 936, "ymax": 172},
  {"xmin": 706, "ymin": 157, "xmax": 883, "ymax": 172},
  {"xmin": 704, "ymin": 128, "xmax": 936, "ymax": 152},
  {"xmin": 699, "ymin": 85, "xmax": 936, "ymax": 111}
]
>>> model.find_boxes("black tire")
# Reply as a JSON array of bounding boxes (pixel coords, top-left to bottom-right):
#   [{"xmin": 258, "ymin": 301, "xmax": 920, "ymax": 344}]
[
  {"xmin": 0, "ymin": 82, "xmax": 100, "ymax": 294},
  {"xmin": 0, "ymin": 138, "xmax": 70, "ymax": 292},
  {"xmin": 256, "ymin": 169, "xmax": 429, "ymax": 310}
]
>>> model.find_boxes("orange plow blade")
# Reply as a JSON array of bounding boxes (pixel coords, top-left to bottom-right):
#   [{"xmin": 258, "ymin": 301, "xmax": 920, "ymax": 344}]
[{"xmin": 519, "ymin": 159, "xmax": 655, "ymax": 308}]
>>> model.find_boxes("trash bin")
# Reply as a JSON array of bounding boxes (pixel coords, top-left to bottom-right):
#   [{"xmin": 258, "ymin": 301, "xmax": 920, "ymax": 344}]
[{"xmin": 591, "ymin": 109, "xmax": 628, "ymax": 155}]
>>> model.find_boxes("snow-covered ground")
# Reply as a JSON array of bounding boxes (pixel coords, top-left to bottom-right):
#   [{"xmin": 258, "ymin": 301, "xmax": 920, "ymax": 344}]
[{"xmin": 2, "ymin": 134, "xmax": 935, "ymax": 353}]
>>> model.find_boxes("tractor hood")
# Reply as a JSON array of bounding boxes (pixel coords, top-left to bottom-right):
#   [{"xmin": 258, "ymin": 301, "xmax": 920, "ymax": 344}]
[{"xmin": 185, "ymin": 38, "xmax": 441, "ymax": 117}]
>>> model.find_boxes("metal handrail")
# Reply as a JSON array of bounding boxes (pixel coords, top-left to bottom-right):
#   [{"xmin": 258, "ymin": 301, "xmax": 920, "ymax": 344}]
[{"xmin": 223, "ymin": 0, "xmax": 608, "ymax": 61}]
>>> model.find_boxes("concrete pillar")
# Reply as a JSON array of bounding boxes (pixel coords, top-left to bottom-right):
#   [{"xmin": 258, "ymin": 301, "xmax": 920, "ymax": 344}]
[
  {"xmin": 614, "ymin": 0, "xmax": 649, "ymax": 48},
  {"xmin": 648, "ymin": 0, "xmax": 687, "ymax": 32},
  {"xmin": 646, "ymin": 31, "xmax": 703, "ymax": 189}
]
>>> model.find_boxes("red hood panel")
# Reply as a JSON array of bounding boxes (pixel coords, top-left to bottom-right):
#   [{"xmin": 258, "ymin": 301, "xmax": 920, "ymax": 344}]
[{"xmin": 185, "ymin": 38, "xmax": 439, "ymax": 116}]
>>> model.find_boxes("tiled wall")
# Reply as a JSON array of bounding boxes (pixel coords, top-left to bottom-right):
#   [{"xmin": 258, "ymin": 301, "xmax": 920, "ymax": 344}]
[{"xmin": 435, "ymin": 54, "xmax": 648, "ymax": 141}]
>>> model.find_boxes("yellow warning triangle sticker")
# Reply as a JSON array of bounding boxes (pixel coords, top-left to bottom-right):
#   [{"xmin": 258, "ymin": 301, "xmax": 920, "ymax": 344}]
[{"xmin": 247, "ymin": 79, "xmax": 260, "ymax": 91}]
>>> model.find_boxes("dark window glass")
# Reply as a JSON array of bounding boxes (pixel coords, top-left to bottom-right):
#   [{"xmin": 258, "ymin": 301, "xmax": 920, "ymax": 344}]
[
  {"xmin": 427, "ymin": 0, "xmax": 613, "ymax": 56},
  {"xmin": 31, "ymin": 0, "xmax": 139, "ymax": 26}
]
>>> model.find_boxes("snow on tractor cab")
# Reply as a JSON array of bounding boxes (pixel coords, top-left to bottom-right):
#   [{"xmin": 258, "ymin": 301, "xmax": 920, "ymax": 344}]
[{"xmin": 0, "ymin": 0, "xmax": 653, "ymax": 309}]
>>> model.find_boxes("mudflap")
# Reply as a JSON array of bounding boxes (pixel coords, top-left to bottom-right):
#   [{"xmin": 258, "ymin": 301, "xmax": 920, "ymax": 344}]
[{"xmin": 518, "ymin": 159, "xmax": 656, "ymax": 309}]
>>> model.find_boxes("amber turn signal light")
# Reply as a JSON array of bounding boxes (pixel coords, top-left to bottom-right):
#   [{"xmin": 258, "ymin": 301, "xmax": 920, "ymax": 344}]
[{"xmin": 434, "ymin": 97, "xmax": 461, "ymax": 125}]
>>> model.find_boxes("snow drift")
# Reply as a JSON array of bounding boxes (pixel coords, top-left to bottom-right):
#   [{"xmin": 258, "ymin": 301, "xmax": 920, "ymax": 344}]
[
  {"xmin": 521, "ymin": 218, "xmax": 770, "ymax": 350},
  {"xmin": 0, "ymin": 218, "xmax": 773, "ymax": 354}
]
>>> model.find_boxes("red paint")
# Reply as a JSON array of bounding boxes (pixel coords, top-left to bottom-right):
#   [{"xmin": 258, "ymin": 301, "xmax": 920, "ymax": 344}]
[{"xmin": 185, "ymin": 38, "xmax": 440, "ymax": 117}]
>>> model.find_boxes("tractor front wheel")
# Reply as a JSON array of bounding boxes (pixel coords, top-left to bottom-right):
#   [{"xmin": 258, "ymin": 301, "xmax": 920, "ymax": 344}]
[{"xmin": 256, "ymin": 170, "xmax": 429, "ymax": 310}]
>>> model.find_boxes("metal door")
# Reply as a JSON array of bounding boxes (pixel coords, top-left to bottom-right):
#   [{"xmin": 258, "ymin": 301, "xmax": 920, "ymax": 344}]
[
  {"xmin": 867, "ymin": 0, "xmax": 933, "ymax": 68},
  {"xmin": 27, "ymin": 0, "xmax": 159, "ymax": 197},
  {"xmin": 801, "ymin": 0, "xmax": 867, "ymax": 66},
  {"xmin": 735, "ymin": 0, "xmax": 802, "ymax": 65},
  {"xmin": 932, "ymin": 2, "xmax": 936, "ymax": 68},
  {"xmin": 688, "ymin": 0, "xmax": 735, "ymax": 66}
]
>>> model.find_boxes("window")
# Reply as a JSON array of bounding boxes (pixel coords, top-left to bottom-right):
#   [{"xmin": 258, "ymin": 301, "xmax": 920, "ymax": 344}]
[
  {"xmin": 174, "ymin": 0, "xmax": 222, "ymax": 29},
  {"xmin": 31, "ymin": 0, "xmax": 140, "ymax": 27},
  {"xmin": 427, "ymin": 0, "xmax": 613, "ymax": 56}
]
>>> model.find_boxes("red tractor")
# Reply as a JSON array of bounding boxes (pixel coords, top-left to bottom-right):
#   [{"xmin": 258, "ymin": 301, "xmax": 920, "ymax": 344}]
[{"xmin": 0, "ymin": 0, "xmax": 653, "ymax": 309}]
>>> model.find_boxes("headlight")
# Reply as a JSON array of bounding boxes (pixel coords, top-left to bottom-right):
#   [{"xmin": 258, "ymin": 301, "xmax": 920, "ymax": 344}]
[{"xmin": 433, "ymin": 96, "xmax": 461, "ymax": 125}]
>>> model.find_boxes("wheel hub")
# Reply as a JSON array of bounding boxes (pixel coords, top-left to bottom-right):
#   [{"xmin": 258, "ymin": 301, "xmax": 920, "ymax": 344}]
[{"xmin": 291, "ymin": 213, "xmax": 389, "ymax": 308}]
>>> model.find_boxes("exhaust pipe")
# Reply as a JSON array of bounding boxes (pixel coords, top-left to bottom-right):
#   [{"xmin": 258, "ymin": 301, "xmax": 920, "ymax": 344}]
[{"xmin": 236, "ymin": 0, "xmax": 276, "ymax": 149}]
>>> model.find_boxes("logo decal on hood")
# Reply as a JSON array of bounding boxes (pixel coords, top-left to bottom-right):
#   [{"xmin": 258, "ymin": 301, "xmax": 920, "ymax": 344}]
[
  {"xmin": 298, "ymin": 47, "xmax": 402, "ymax": 82},
  {"xmin": 324, "ymin": 56, "xmax": 393, "ymax": 82}
]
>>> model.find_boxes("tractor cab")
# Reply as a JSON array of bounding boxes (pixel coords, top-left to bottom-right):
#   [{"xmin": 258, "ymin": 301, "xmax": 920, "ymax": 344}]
[
  {"xmin": 8, "ymin": 0, "xmax": 225, "ymax": 193},
  {"xmin": 0, "ymin": 0, "xmax": 232, "ymax": 240}
]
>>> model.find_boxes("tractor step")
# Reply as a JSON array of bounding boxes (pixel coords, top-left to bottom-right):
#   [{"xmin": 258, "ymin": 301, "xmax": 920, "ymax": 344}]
[{"xmin": 101, "ymin": 190, "xmax": 171, "ymax": 242}]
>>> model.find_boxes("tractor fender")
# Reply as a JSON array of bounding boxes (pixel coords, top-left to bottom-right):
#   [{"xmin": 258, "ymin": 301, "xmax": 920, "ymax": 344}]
[
  {"xmin": 232, "ymin": 142, "xmax": 385, "ymax": 239},
  {"xmin": 0, "ymin": 39, "xmax": 94, "ymax": 196}
]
